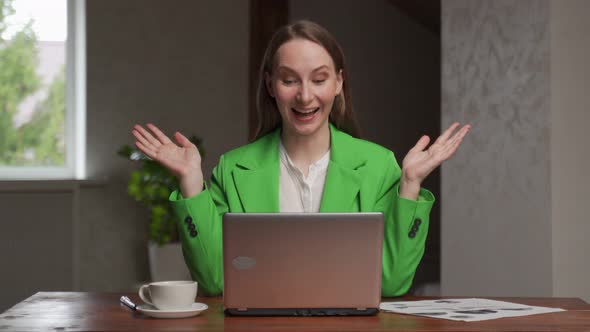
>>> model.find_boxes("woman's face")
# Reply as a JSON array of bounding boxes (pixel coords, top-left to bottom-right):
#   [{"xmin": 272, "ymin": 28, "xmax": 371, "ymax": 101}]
[{"xmin": 267, "ymin": 38, "xmax": 343, "ymax": 138}]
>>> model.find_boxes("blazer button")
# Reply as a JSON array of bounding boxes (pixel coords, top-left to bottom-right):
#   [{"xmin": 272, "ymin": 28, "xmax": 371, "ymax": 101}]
[
  {"xmin": 185, "ymin": 216, "xmax": 193, "ymax": 224},
  {"xmin": 190, "ymin": 230, "xmax": 198, "ymax": 237},
  {"xmin": 188, "ymin": 223, "xmax": 196, "ymax": 231},
  {"xmin": 411, "ymin": 225, "xmax": 419, "ymax": 233},
  {"xmin": 414, "ymin": 218, "xmax": 422, "ymax": 226},
  {"xmin": 408, "ymin": 230, "xmax": 416, "ymax": 238}
]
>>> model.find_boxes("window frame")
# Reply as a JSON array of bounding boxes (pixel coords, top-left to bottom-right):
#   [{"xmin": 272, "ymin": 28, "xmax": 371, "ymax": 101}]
[{"xmin": 0, "ymin": 0, "xmax": 86, "ymax": 180}]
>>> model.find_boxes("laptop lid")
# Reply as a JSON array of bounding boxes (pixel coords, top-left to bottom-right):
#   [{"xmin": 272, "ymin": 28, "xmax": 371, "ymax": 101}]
[{"xmin": 222, "ymin": 213, "xmax": 383, "ymax": 314}]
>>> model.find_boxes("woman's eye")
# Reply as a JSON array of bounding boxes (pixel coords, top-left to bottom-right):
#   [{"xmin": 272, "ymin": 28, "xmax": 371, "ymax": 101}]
[
  {"xmin": 281, "ymin": 79, "xmax": 296, "ymax": 85},
  {"xmin": 313, "ymin": 79, "xmax": 327, "ymax": 84}
]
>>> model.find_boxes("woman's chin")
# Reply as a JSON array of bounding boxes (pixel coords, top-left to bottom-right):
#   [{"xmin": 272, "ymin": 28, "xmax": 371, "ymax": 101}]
[{"xmin": 286, "ymin": 119, "xmax": 328, "ymax": 137}]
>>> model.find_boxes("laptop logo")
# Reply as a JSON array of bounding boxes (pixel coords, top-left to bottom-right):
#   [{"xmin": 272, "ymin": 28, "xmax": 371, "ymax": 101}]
[{"xmin": 232, "ymin": 256, "xmax": 256, "ymax": 270}]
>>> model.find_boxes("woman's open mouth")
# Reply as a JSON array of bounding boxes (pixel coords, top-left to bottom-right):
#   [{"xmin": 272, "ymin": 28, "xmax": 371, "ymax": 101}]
[{"xmin": 291, "ymin": 107, "xmax": 320, "ymax": 122}]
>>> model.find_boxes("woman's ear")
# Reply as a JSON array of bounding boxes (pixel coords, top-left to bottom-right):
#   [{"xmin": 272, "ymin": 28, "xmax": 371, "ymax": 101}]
[
  {"xmin": 336, "ymin": 69, "xmax": 344, "ymax": 96},
  {"xmin": 265, "ymin": 72, "xmax": 274, "ymax": 98}
]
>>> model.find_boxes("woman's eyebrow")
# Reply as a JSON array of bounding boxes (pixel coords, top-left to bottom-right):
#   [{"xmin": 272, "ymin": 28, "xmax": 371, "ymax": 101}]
[
  {"xmin": 276, "ymin": 65, "xmax": 331, "ymax": 73},
  {"xmin": 312, "ymin": 65, "xmax": 329, "ymax": 72},
  {"xmin": 276, "ymin": 66, "xmax": 297, "ymax": 74}
]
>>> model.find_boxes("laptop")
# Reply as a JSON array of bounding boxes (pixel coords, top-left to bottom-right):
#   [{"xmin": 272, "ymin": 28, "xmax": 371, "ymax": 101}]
[{"xmin": 222, "ymin": 212, "xmax": 384, "ymax": 316}]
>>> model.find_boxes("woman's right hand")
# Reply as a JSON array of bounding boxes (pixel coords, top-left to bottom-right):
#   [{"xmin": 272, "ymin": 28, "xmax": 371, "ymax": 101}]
[{"xmin": 132, "ymin": 123, "xmax": 204, "ymax": 198}]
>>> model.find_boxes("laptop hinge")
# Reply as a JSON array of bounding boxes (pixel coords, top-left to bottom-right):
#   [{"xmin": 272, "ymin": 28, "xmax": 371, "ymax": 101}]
[
  {"xmin": 356, "ymin": 308, "xmax": 367, "ymax": 311},
  {"xmin": 237, "ymin": 308, "xmax": 248, "ymax": 311}
]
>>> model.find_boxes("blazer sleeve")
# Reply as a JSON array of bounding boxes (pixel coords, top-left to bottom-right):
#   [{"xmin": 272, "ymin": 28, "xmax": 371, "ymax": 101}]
[
  {"xmin": 168, "ymin": 155, "xmax": 228, "ymax": 296},
  {"xmin": 375, "ymin": 151, "xmax": 435, "ymax": 297}
]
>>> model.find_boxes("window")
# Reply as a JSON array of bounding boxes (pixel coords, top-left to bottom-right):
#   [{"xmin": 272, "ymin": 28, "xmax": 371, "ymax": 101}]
[{"xmin": 0, "ymin": 0, "xmax": 85, "ymax": 179}]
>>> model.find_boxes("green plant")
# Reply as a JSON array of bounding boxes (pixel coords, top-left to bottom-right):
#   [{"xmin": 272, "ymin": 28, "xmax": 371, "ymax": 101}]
[{"xmin": 118, "ymin": 136, "xmax": 205, "ymax": 245}]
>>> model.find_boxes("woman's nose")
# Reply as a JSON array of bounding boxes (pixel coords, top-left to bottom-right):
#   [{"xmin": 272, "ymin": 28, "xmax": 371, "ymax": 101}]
[{"xmin": 296, "ymin": 83, "xmax": 313, "ymax": 104}]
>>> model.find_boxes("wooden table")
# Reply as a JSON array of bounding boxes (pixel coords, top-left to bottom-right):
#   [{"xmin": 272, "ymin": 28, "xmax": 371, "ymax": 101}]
[{"xmin": 1, "ymin": 292, "xmax": 589, "ymax": 331}]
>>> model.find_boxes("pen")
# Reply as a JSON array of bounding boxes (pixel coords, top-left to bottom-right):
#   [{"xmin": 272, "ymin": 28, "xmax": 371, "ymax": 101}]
[{"xmin": 120, "ymin": 296, "xmax": 137, "ymax": 311}]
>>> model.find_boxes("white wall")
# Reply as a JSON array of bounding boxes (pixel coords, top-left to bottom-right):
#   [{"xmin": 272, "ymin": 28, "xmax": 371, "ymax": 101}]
[{"xmin": 550, "ymin": 0, "xmax": 590, "ymax": 301}]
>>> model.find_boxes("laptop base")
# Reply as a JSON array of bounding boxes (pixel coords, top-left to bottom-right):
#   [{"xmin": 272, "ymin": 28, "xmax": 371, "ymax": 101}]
[{"xmin": 225, "ymin": 308, "xmax": 379, "ymax": 316}]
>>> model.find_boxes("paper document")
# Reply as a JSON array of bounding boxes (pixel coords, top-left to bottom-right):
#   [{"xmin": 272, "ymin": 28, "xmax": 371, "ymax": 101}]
[{"xmin": 380, "ymin": 298, "xmax": 564, "ymax": 322}]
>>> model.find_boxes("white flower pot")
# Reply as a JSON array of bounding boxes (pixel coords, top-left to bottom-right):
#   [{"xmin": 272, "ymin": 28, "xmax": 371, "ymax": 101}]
[{"xmin": 148, "ymin": 241, "xmax": 192, "ymax": 282}]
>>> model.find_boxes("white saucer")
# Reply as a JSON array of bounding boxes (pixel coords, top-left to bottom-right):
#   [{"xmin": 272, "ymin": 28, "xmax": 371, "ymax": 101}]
[{"xmin": 136, "ymin": 302, "xmax": 208, "ymax": 319}]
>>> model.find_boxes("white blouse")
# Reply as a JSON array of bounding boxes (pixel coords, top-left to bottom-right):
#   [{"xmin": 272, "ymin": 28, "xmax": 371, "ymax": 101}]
[{"xmin": 278, "ymin": 141, "xmax": 330, "ymax": 213}]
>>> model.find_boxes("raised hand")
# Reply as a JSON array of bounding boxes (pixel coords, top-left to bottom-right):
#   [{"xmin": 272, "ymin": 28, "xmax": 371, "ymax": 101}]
[
  {"xmin": 399, "ymin": 122, "xmax": 471, "ymax": 200},
  {"xmin": 132, "ymin": 123, "xmax": 204, "ymax": 197}
]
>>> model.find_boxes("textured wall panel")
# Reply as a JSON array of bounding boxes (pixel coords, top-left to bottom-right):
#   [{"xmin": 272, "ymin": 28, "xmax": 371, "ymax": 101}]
[{"xmin": 441, "ymin": 0, "xmax": 552, "ymax": 296}]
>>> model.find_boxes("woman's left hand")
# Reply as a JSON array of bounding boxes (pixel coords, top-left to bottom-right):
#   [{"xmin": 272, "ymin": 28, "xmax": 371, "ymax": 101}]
[{"xmin": 399, "ymin": 122, "xmax": 471, "ymax": 200}]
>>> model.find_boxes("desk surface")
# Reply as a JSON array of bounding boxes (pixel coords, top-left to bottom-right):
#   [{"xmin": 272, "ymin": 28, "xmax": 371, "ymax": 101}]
[{"xmin": 0, "ymin": 292, "xmax": 589, "ymax": 332}]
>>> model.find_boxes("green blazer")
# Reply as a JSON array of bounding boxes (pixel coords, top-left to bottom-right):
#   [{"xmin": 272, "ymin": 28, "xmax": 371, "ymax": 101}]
[{"xmin": 170, "ymin": 123, "xmax": 434, "ymax": 297}]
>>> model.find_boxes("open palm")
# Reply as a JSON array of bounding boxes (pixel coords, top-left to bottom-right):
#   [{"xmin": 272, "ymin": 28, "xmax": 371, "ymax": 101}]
[
  {"xmin": 132, "ymin": 123, "xmax": 202, "ymax": 179},
  {"xmin": 402, "ymin": 122, "xmax": 471, "ymax": 184}
]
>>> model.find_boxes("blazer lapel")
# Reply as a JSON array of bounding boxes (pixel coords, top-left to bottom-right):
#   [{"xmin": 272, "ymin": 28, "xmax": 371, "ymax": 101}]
[
  {"xmin": 232, "ymin": 130, "xmax": 280, "ymax": 212},
  {"xmin": 233, "ymin": 166, "xmax": 279, "ymax": 212},
  {"xmin": 320, "ymin": 124, "xmax": 367, "ymax": 212},
  {"xmin": 231, "ymin": 124, "xmax": 367, "ymax": 213},
  {"xmin": 320, "ymin": 161, "xmax": 362, "ymax": 212}
]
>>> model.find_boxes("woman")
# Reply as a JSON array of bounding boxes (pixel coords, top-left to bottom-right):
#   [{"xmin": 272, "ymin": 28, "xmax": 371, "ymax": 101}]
[{"xmin": 132, "ymin": 20, "xmax": 470, "ymax": 296}]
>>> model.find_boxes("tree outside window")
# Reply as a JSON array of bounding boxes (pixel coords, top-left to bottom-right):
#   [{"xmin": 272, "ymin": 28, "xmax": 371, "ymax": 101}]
[{"xmin": 0, "ymin": 0, "xmax": 67, "ymax": 167}]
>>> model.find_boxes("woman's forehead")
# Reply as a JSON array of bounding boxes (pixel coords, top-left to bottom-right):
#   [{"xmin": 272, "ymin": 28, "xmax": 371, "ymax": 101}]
[{"xmin": 275, "ymin": 38, "xmax": 336, "ymax": 72}]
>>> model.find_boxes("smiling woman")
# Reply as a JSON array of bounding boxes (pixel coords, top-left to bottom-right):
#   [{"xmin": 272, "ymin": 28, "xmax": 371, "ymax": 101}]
[
  {"xmin": 131, "ymin": 20, "xmax": 470, "ymax": 296},
  {"xmin": 255, "ymin": 21, "xmax": 358, "ymax": 142},
  {"xmin": 266, "ymin": 39, "xmax": 343, "ymax": 141}
]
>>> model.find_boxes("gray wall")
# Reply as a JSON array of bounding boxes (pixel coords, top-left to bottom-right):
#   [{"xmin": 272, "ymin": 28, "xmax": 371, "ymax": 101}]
[
  {"xmin": 0, "ymin": 0, "xmax": 249, "ymax": 312},
  {"xmin": 86, "ymin": 0, "xmax": 249, "ymax": 180},
  {"xmin": 442, "ymin": 0, "xmax": 552, "ymax": 297},
  {"xmin": 441, "ymin": 0, "xmax": 552, "ymax": 296},
  {"xmin": 550, "ymin": 0, "xmax": 590, "ymax": 301},
  {"xmin": 83, "ymin": 0, "xmax": 248, "ymax": 290},
  {"xmin": 289, "ymin": 0, "xmax": 441, "ymax": 293},
  {"xmin": 85, "ymin": 0, "xmax": 249, "ymax": 290},
  {"xmin": 442, "ymin": 0, "xmax": 590, "ymax": 302},
  {"xmin": 0, "ymin": 187, "xmax": 74, "ymax": 311}
]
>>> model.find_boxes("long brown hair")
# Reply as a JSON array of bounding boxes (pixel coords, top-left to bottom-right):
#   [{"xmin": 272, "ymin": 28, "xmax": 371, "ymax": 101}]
[{"xmin": 252, "ymin": 20, "xmax": 360, "ymax": 141}]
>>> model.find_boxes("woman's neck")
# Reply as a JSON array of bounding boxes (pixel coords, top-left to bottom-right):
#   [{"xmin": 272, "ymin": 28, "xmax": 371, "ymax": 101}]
[{"xmin": 281, "ymin": 123, "xmax": 331, "ymax": 170}]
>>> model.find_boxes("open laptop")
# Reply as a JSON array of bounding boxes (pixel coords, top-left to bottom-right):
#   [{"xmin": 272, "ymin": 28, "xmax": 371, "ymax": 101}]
[{"xmin": 222, "ymin": 212, "xmax": 383, "ymax": 316}]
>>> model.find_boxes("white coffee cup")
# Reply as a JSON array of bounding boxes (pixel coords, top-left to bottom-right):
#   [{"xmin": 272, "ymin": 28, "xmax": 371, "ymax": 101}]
[{"xmin": 138, "ymin": 280, "xmax": 197, "ymax": 310}]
